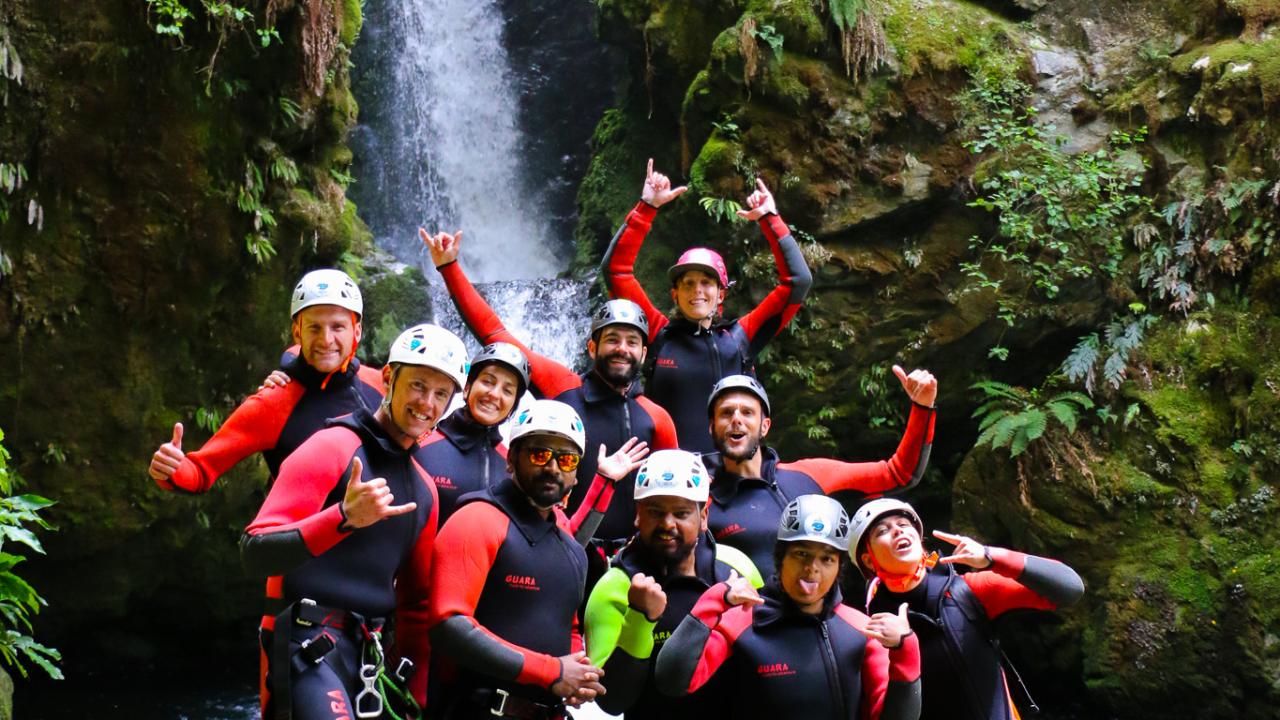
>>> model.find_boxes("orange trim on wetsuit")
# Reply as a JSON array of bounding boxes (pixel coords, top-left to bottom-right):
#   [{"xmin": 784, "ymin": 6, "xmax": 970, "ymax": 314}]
[{"xmin": 784, "ymin": 402, "xmax": 937, "ymax": 496}]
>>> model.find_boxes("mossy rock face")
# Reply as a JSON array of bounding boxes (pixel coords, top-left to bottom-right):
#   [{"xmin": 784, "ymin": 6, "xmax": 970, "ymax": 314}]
[
  {"xmin": 0, "ymin": 0, "xmax": 369, "ymax": 665},
  {"xmin": 953, "ymin": 307, "xmax": 1280, "ymax": 719}
]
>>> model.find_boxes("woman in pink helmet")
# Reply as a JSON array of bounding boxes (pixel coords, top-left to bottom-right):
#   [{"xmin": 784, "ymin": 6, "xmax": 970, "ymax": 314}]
[{"xmin": 601, "ymin": 159, "xmax": 813, "ymax": 453}]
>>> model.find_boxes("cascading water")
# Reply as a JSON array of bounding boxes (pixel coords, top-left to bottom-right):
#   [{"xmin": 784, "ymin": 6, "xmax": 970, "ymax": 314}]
[{"xmin": 350, "ymin": 0, "xmax": 604, "ymax": 373}]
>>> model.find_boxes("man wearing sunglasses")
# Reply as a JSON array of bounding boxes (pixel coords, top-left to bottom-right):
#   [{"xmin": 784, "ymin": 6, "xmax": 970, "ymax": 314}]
[
  {"xmin": 429, "ymin": 400, "xmax": 647, "ymax": 719},
  {"xmin": 422, "ymin": 230, "xmax": 678, "ymax": 544}
]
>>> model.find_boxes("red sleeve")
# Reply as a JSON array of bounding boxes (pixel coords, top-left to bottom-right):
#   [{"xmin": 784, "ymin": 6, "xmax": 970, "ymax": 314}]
[
  {"xmin": 601, "ymin": 201, "xmax": 670, "ymax": 340},
  {"xmin": 357, "ymin": 362, "xmax": 387, "ymax": 396},
  {"xmin": 395, "ymin": 459, "xmax": 441, "ymax": 706},
  {"xmin": 437, "ymin": 261, "xmax": 580, "ymax": 397},
  {"xmin": 568, "ymin": 474, "xmax": 616, "ymax": 538},
  {"xmin": 242, "ymin": 428, "xmax": 356, "ymax": 559},
  {"xmin": 571, "ymin": 613, "xmax": 585, "ymax": 655},
  {"xmin": 682, "ymin": 582, "xmax": 754, "ymax": 693},
  {"xmin": 636, "ymin": 396, "xmax": 679, "ymax": 449},
  {"xmin": 165, "ymin": 383, "xmax": 304, "ymax": 493},
  {"xmin": 964, "ymin": 549, "xmax": 1064, "ymax": 618},
  {"xmin": 787, "ymin": 404, "xmax": 935, "ymax": 496},
  {"xmin": 428, "ymin": 501, "xmax": 564, "ymax": 688},
  {"xmin": 835, "ymin": 605, "xmax": 921, "ymax": 720},
  {"xmin": 735, "ymin": 214, "xmax": 811, "ymax": 347}
]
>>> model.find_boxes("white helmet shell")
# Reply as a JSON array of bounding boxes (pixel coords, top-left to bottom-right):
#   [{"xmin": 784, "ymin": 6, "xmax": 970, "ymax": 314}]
[
  {"xmin": 849, "ymin": 498, "xmax": 924, "ymax": 578},
  {"xmin": 387, "ymin": 324, "xmax": 469, "ymax": 391},
  {"xmin": 634, "ymin": 449, "xmax": 711, "ymax": 503},
  {"xmin": 777, "ymin": 494, "xmax": 852, "ymax": 551},
  {"xmin": 508, "ymin": 399, "xmax": 586, "ymax": 455},
  {"xmin": 291, "ymin": 269, "xmax": 363, "ymax": 317}
]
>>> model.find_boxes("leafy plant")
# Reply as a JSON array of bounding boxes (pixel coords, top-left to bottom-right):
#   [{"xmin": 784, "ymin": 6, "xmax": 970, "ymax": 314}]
[
  {"xmin": 1061, "ymin": 312, "xmax": 1157, "ymax": 393},
  {"xmin": 699, "ymin": 196, "xmax": 745, "ymax": 225},
  {"xmin": 195, "ymin": 405, "xmax": 226, "ymax": 433},
  {"xmin": 752, "ymin": 24, "xmax": 785, "ymax": 64},
  {"xmin": 237, "ymin": 159, "xmax": 278, "ymax": 265},
  {"xmin": 0, "ymin": 428, "xmax": 61, "ymax": 680},
  {"xmin": 972, "ymin": 380, "xmax": 1094, "ymax": 457}
]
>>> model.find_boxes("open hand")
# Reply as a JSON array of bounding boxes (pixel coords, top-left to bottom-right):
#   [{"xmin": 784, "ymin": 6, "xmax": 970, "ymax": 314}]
[
  {"xmin": 640, "ymin": 158, "xmax": 688, "ymax": 209},
  {"xmin": 596, "ymin": 438, "xmax": 650, "ymax": 482},
  {"xmin": 724, "ymin": 569, "xmax": 764, "ymax": 607},
  {"xmin": 258, "ymin": 370, "xmax": 292, "ymax": 392},
  {"xmin": 892, "ymin": 365, "xmax": 937, "ymax": 407},
  {"xmin": 341, "ymin": 457, "xmax": 417, "ymax": 529}
]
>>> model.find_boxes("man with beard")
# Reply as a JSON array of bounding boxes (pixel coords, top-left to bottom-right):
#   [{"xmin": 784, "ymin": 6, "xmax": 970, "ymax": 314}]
[
  {"xmin": 584, "ymin": 449, "xmax": 762, "ymax": 720},
  {"xmin": 428, "ymin": 400, "xmax": 647, "ymax": 719},
  {"xmin": 423, "ymin": 229, "xmax": 678, "ymax": 544},
  {"xmin": 704, "ymin": 372, "xmax": 937, "ymax": 574}
]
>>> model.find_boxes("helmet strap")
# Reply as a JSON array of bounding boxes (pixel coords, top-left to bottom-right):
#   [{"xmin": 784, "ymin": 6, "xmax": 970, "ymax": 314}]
[{"xmin": 868, "ymin": 549, "xmax": 939, "ymax": 594}]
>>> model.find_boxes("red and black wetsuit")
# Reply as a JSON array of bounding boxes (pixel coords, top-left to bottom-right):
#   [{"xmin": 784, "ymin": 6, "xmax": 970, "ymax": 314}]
[
  {"xmin": 586, "ymin": 532, "xmax": 758, "ymax": 720},
  {"xmin": 437, "ymin": 259, "xmax": 678, "ymax": 541},
  {"xmin": 157, "ymin": 352, "xmax": 384, "ymax": 493},
  {"xmin": 867, "ymin": 549, "xmax": 1084, "ymax": 720},
  {"xmin": 704, "ymin": 403, "xmax": 936, "ymax": 574},
  {"xmin": 427, "ymin": 478, "xmax": 589, "ymax": 719},
  {"xmin": 655, "ymin": 580, "xmax": 922, "ymax": 720},
  {"xmin": 241, "ymin": 407, "xmax": 438, "ymax": 716},
  {"xmin": 414, "ymin": 409, "xmax": 508, "ymax": 524},
  {"xmin": 602, "ymin": 202, "xmax": 813, "ymax": 453}
]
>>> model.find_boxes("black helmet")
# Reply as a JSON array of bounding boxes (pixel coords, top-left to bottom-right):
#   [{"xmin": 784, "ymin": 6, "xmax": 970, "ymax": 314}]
[
  {"xmin": 590, "ymin": 299, "xmax": 650, "ymax": 344},
  {"xmin": 468, "ymin": 342, "xmax": 531, "ymax": 398},
  {"xmin": 707, "ymin": 374, "xmax": 771, "ymax": 418}
]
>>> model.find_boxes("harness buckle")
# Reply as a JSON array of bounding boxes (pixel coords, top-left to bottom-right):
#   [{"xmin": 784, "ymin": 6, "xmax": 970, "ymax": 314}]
[
  {"xmin": 489, "ymin": 688, "xmax": 510, "ymax": 717},
  {"xmin": 296, "ymin": 598, "xmax": 317, "ymax": 627},
  {"xmin": 355, "ymin": 663, "xmax": 383, "ymax": 718},
  {"xmin": 393, "ymin": 656, "xmax": 415, "ymax": 683}
]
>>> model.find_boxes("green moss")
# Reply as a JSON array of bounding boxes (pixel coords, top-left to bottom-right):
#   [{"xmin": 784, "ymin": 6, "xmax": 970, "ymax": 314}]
[
  {"xmin": 1170, "ymin": 38, "xmax": 1280, "ymax": 106},
  {"xmin": 339, "ymin": 0, "xmax": 364, "ymax": 47},
  {"xmin": 880, "ymin": 0, "xmax": 1019, "ymax": 77},
  {"xmin": 688, "ymin": 133, "xmax": 743, "ymax": 196},
  {"xmin": 743, "ymin": 0, "xmax": 826, "ymax": 53}
]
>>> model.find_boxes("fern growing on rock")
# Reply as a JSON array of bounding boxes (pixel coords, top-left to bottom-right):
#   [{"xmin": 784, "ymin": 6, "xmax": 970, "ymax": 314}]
[{"xmin": 972, "ymin": 380, "xmax": 1094, "ymax": 457}]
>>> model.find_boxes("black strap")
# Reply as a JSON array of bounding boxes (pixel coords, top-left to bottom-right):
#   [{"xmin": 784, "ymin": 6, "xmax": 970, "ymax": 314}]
[
  {"xmin": 471, "ymin": 688, "xmax": 564, "ymax": 720},
  {"xmin": 269, "ymin": 599, "xmax": 384, "ymax": 720}
]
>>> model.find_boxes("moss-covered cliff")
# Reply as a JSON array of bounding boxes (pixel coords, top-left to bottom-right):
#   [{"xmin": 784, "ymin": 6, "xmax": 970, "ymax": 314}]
[
  {"xmin": 0, "ymin": 0, "xmax": 384, "ymax": 671},
  {"xmin": 574, "ymin": 0, "xmax": 1280, "ymax": 716}
]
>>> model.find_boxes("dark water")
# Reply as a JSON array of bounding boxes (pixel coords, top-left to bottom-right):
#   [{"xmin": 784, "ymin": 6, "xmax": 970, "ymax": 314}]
[{"xmin": 16, "ymin": 669, "xmax": 257, "ymax": 720}]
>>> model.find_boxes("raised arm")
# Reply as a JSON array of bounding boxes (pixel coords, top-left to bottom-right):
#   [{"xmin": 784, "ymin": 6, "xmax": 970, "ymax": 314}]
[
  {"xmin": 600, "ymin": 159, "xmax": 686, "ymax": 339},
  {"xmin": 570, "ymin": 438, "xmax": 649, "ymax": 544},
  {"xmin": 936, "ymin": 532, "xmax": 1085, "ymax": 617},
  {"xmin": 424, "ymin": 229, "xmax": 580, "ymax": 397},
  {"xmin": 585, "ymin": 570, "xmax": 664, "ymax": 715},
  {"xmin": 734, "ymin": 179, "xmax": 813, "ymax": 355},
  {"xmin": 653, "ymin": 577, "xmax": 760, "ymax": 696}
]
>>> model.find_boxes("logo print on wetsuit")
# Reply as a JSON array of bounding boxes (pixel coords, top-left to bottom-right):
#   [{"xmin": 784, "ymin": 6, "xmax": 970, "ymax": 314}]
[
  {"xmin": 656, "ymin": 358, "xmax": 678, "ymax": 368},
  {"xmin": 505, "ymin": 574, "xmax": 540, "ymax": 591},
  {"xmin": 757, "ymin": 662, "xmax": 795, "ymax": 678},
  {"xmin": 433, "ymin": 476, "xmax": 456, "ymax": 489},
  {"xmin": 327, "ymin": 689, "xmax": 352, "ymax": 720},
  {"xmin": 715, "ymin": 523, "xmax": 745, "ymax": 539}
]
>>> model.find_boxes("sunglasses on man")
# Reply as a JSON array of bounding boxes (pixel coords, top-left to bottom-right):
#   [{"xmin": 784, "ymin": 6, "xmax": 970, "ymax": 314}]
[{"xmin": 525, "ymin": 446, "xmax": 582, "ymax": 472}]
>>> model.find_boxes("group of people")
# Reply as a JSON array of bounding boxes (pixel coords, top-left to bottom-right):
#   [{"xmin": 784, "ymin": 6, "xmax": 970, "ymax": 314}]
[{"xmin": 148, "ymin": 161, "xmax": 1084, "ymax": 720}]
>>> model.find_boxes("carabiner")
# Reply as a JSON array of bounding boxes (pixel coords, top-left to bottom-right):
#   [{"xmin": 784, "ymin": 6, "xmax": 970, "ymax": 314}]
[{"xmin": 355, "ymin": 663, "xmax": 383, "ymax": 718}]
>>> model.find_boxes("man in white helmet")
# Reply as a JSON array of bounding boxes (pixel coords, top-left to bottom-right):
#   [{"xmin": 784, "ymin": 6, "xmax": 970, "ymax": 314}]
[
  {"xmin": 584, "ymin": 449, "xmax": 762, "ymax": 720},
  {"xmin": 241, "ymin": 323, "xmax": 468, "ymax": 719},
  {"xmin": 148, "ymin": 268, "xmax": 383, "ymax": 493},
  {"xmin": 428, "ymin": 399, "xmax": 647, "ymax": 719}
]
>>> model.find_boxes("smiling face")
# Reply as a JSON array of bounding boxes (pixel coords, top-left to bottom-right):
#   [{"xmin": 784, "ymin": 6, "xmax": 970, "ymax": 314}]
[
  {"xmin": 636, "ymin": 495, "xmax": 707, "ymax": 565},
  {"xmin": 711, "ymin": 391, "xmax": 771, "ymax": 463},
  {"xmin": 509, "ymin": 434, "xmax": 580, "ymax": 509},
  {"xmin": 778, "ymin": 540, "xmax": 842, "ymax": 614},
  {"xmin": 465, "ymin": 363, "xmax": 520, "ymax": 426},
  {"xmin": 588, "ymin": 325, "xmax": 647, "ymax": 387},
  {"xmin": 860, "ymin": 513, "xmax": 924, "ymax": 577},
  {"xmin": 293, "ymin": 304, "xmax": 361, "ymax": 374},
  {"xmin": 670, "ymin": 269, "xmax": 724, "ymax": 322},
  {"xmin": 384, "ymin": 364, "xmax": 456, "ymax": 440}
]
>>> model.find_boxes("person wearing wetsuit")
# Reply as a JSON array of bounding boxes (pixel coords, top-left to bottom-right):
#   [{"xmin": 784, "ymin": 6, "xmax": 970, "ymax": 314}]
[
  {"xmin": 414, "ymin": 342, "xmax": 529, "ymax": 523},
  {"xmin": 584, "ymin": 449, "xmax": 762, "ymax": 720},
  {"xmin": 600, "ymin": 160, "xmax": 813, "ymax": 453},
  {"xmin": 655, "ymin": 494, "xmax": 922, "ymax": 720},
  {"xmin": 703, "ymin": 372, "xmax": 938, "ymax": 573},
  {"xmin": 422, "ymin": 229, "xmax": 677, "ymax": 543},
  {"xmin": 851, "ymin": 499, "xmax": 1085, "ymax": 720},
  {"xmin": 241, "ymin": 323, "xmax": 469, "ymax": 720},
  {"xmin": 427, "ymin": 400, "xmax": 647, "ymax": 720},
  {"xmin": 149, "ymin": 269, "xmax": 383, "ymax": 493}
]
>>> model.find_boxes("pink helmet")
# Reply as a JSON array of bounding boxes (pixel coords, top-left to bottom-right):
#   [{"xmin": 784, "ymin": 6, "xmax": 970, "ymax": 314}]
[{"xmin": 668, "ymin": 247, "xmax": 729, "ymax": 288}]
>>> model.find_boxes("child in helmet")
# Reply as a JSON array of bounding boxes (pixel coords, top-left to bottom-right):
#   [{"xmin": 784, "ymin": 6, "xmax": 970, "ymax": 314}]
[
  {"xmin": 655, "ymin": 494, "xmax": 922, "ymax": 720},
  {"xmin": 601, "ymin": 160, "xmax": 813, "ymax": 453},
  {"xmin": 850, "ymin": 498, "xmax": 1085, "ymax": 720}
]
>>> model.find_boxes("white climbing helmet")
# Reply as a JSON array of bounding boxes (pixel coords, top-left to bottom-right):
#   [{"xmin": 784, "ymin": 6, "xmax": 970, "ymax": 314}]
[
  {"xmin": 848, "ymin": 498, "xmax": 924, "ymax": 578},
  {"xmin": 634, "ymin": 449, "xmax": 711, "ymax": 503},
  {"xmin": 290, "ymin": 268, "xmax": 363, "ymax": 317},
  {"xmin": 508, "ymin": 399, "xmax": 587, "ymax": 455},
  {"xmin": 777, "ymin": 494, "xmax": 852, "ymax": 551},
  {"xmin": 386, "ymin": 324, "xmax": 469, "ymax": 391}
]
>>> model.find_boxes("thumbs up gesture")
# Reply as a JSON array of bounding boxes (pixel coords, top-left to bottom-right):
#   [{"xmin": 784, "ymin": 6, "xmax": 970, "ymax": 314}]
[
  {"xmin": 340, "ymin": 457, "xmax": 418, "ymax": 529},
  {"xmin": 149, "ymin": 423, "xmax": 186, "ymax": 486}
]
